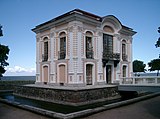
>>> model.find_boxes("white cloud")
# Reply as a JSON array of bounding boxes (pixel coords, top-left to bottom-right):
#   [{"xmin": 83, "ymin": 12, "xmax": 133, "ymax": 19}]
[{"xmin": 4, "ymin": 66, "xmax": 36, "ymax": 76}]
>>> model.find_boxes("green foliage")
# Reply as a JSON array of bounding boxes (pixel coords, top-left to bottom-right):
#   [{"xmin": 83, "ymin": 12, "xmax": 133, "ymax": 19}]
[
  {"xmin": 155, "ymin": 38, "xmax": 160, "ymax": 48},
  {"xmin": 0, "ymin": 25, "xmax": 3, "ymax": 36},
  {"xmin": 155, "ymin": 27, "xmax": 160, "ymax": 48},
  {"xmin": 0, "ymin": 44, "xmax": 9, "ymax": 77},
  {"xmin": 133, "ymin": 60, "xmax": 146, "ymax": 73},
  {"xmin": 148, "ymin": 58, "xmax": 160, "ymax": 76}
]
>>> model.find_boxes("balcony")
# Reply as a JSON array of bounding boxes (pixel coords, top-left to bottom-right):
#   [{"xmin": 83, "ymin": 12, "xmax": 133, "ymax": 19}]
[
  {"xmin": 103, "ymin": 52, "xmax": 120, "ymax": 60},
  {"xmin": 42, "ymin": 54, "xmax": 48, "ymax": 62},
  {"xmin": 102, "ymin": 52, "xmax": 120, "ymax": 67},
  {"xmin": 122, "ymin": 54, "xmax": 128, "ymax": 61},
  {"xmin": 58, "ymin": 50, "xmax": 66, "ymax": 59},
  {"xmin": 86, "ymin": 50, "xmax": 94, "ymax": 59}
]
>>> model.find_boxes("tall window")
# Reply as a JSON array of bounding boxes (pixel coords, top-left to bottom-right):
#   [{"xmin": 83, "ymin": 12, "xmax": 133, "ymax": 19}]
[
  {"xmin": 122, "ymin": 65, "xmax": 127, "ymax": 77},
  {"xmin": 42, "ymin": 38, "xmax": 48, "ymax": 62},
  {"xmin": 103, "ymin": 34, "xmax": 113, "ymax": 53},
  {"xmin": 59, "ymin": 32, "xmax": 66, "ymax": 59},
  {"xmin": 122, "ymin": 40, "xmax": 127, "ymax": 61},
  {"xmin": 86, "ymin": 31, "xmax": 93, "ymax": 58},
  {"xmin": 86, "ymin": 64, "xmax": 92, "ymax": 85}
]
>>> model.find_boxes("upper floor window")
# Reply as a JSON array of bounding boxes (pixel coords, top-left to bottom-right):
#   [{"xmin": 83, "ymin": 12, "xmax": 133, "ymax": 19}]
[
  {"xmin": 103, "ymin": 34, "xmax": 113, "ymax": 53},
  {"xmin": 103, "ymin": 26, "xmax": 114, "ymax": 54},
  {"xmin": 85, "ymin": 31, "xmax": 93, "ymax": 59},
  {"xmin": 42, "ymin": 37, "xmax": 48, "ymax": 62},
  {"xmin": 59, "ymin": 32, "xmax": 66, "ymax": 59},
  {"xmin": 122, "ymin": 40, "xmax": 127, "ymax": 61}
]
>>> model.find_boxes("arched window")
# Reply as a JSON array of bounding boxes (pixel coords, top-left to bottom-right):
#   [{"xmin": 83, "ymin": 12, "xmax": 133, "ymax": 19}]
[
  {"xmin": 122, "ymin": 40, "xmax": 127, "ymax": 61},
  {"xmin": 85, "ymin": 31, "xmax": 93, "ymax": 59},
  {"xmin": 42, "ymin": 37, "xmax": 48, "ymax": 62},
  {"xmin": 103, "ymin": 26, "xmax": 114, "ymax": 54},
  {"xmin": 59, "ymin": 32, "xmax": 66, "ymax": 59}
]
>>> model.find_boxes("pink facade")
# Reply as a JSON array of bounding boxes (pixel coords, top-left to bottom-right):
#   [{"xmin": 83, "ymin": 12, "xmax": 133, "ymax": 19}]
[{"xmin": 32, "ymin": 9, "xmax": 136, "ymax": 86}]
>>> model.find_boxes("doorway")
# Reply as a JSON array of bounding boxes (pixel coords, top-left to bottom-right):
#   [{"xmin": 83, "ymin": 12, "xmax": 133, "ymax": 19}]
[
  {"xmin": 43, "ymin": 66, "xmax": 48, "ymax": 84},
  {"xmin": 86, "ymin": 64, "xmax": 93, "ymax": 85},
  {"xmin": 106, "ymin": 65, "xmax": 112, "ymax": 84}
]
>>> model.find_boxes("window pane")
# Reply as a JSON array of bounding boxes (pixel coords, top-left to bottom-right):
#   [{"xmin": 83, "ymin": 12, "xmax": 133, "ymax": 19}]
[{"xmin": 103, "ymin": 34, "xmax": 113, "ymax": 53}]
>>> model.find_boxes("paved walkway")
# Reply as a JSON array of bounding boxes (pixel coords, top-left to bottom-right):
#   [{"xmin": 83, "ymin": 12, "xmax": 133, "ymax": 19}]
[
  {"xmin": 0, "ymin": 96, "xmax": 160, "ymax": 119},
  {"xmin": 83, "ymin": 96, "xmax": 160, "ymax": 119}
]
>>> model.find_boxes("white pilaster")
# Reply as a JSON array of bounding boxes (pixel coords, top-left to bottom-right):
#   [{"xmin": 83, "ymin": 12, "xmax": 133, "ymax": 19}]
[
  {"xmin": 77, "ymin": 32, "xmax": 83, "ymax": 73},
  {"xmin": 50, "ymin": 32, "xmax": 56, "ymax": 83}
]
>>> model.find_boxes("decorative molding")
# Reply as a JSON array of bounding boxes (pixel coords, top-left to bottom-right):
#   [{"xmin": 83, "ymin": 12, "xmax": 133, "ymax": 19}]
[
  {"xmin": 77, "ymin": 26, "xmax": 83, "ymax": 32},
  {"xmin": 36, "ymin": 37, "xmax": 40, "ymax": 42},
  {"xmin": 68, "ymin": 26, "xmax": 74, "ymax": 32},
  {"xmin": 98, "ymin": 31, "xmax": 103, "ymax": 36},
  {"xmin": 50, "ymin": 32, "xmax": 54, "ymax": 38}
]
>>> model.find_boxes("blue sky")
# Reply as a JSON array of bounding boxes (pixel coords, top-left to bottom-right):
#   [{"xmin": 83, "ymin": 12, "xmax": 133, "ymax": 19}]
[{"xmin": 0, "ymin": 0, "xmax": 160, "ymax": 76}]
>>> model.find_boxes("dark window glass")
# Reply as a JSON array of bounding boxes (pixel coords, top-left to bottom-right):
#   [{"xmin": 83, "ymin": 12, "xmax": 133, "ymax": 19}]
[
  {"xmin": 43, "ymin": 41, "xmax": 48, "ymax": 61},
  {"xmin": 86, "ymin": 36, "xmax": 93, "ymax": 58},
  {"xmin": 59, "ymin": 37, "xmax": 66, "ymax": 59},
  {"xmin": 103, "ymin": 34, "xmax": 113, "ymax": 53}
]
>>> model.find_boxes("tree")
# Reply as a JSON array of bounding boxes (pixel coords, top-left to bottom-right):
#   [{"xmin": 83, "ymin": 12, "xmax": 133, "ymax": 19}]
[
  {"xmin": 133, "ymin": 60, "xmax": 146, "ymax": 76},
  {"xmin": 0, "ymin": 25, "xmax": 10, "ymax": 79},
  {"xmin": 148, "ymin": 58, "xmax": 160, "ymax": 76},
  {"xmin": 155, "ymin": 27, "xmax": 160, "ymax": 48},
  {"xmin": 0, "ymin": 25, "xmax": 3, "ymax": 36},
  {"xmin": 0, "ymin": 44, "xmax": 9, "ymax": 78}
]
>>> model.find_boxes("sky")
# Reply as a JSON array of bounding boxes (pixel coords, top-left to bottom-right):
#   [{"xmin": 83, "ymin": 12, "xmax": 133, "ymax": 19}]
[{"xmin": 0, "ymin": 0, "xmax": 160, "ymax": 76}]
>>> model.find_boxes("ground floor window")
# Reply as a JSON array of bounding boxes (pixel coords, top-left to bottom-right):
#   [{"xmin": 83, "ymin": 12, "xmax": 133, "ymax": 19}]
[
  {"xmin": 59, "ymin": 64, "xmax": 65, "ymax": 85},
  {"xmin": 43, "ymin": 66, "xmax": 48, "ymax": 84},
  {"xmin": 122, "ymin": 65, "xmax": 127, "ymax": 77},
  {"xmin": 86, "ymin": 64, "xmax": 93, "ymax": 85}
]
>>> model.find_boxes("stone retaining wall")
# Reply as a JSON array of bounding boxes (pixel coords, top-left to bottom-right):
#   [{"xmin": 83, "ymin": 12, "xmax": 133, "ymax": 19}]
[{"xmin": 14, "ymin": 85, "xmax": 120, "ymax": 106}]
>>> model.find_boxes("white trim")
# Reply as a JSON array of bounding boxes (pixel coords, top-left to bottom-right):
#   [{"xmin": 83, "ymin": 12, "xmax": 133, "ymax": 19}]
[
  {"xmin": 68, "ymin": 32, "xmax": 74, "ymax": 73},
  {"xmin": 41, "ymin": 35, "xmax": 50, "ymax": 41},
  {"xmin": 77, "ymin": 32, "xmax": 83, "ymax": 73}
]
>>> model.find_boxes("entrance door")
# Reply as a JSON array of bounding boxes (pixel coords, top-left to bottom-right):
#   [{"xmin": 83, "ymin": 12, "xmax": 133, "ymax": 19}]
[
  {"xmin": 59, "ymin": 65, "xmax": 65, "ymax": 85},
  {"xmin": 43, "ymin": 66, "xmax": 48, "ymax": 84},
  {"xmin": 106, "ymin": 65, "xmax": 112, "ymax": 84},
  {"xmin": 86, "ymin": 64, "xmax": 92, "ymax": 85}
]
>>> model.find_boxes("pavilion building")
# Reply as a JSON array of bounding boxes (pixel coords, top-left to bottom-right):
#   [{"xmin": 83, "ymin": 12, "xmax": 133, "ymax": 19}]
[{"xmin": 32, "ymin": 9, "xmax": 136, "ymax": 86}]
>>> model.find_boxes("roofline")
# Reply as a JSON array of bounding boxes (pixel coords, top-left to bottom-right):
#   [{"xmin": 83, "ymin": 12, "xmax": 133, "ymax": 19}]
[
  {"xmin": 32, "ymin": 9, "xmax": 102, "ymax": 32},
  {"xmin": 32, "ymin": 9, "xmax": 136, "ymax": 36}
]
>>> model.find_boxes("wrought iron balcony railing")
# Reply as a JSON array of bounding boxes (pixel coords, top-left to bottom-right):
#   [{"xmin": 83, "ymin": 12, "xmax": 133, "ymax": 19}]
[
  {"xmin": 102, "ymin": 52, "xmax": 120, "ymax": 67},
  {"xmin": 42, "ymin": 54, "xmax": 48, "ymax": 62},
  {"xmin": 58, "ymin": 50, "xmax": 66, "ymax": 59},
  {"xmin": 103, "ymin": 52, "xmax": 120, "ymax": 61}
]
